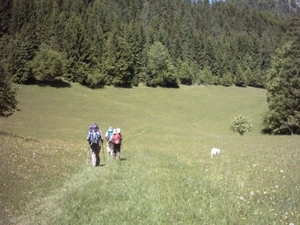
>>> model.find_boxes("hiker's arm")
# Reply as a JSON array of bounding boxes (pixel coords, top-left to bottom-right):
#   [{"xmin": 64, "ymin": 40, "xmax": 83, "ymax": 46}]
[{"xmin": 86, "ymin": 133, "xmax": 91, "ymax": 144}]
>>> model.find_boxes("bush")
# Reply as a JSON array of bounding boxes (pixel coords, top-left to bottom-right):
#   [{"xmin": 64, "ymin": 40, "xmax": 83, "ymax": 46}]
[
  {"xmin": 230, "ymin": 115, "xmax": 253, "ymax": 135},
  {"xmin": 29, "ymin": 45, "xmax": 65, "ymax": 82}
]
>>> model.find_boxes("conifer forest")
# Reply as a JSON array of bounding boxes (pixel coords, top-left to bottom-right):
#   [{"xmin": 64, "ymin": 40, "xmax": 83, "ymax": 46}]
[{"xmin": 1, "ymin": 0, "xmax": 298, "ymax": 87}]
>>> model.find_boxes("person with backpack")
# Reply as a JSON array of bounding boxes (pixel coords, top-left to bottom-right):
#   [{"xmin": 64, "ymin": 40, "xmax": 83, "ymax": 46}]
[
  {"xmin": 86, "ymin": 123, "xmax": 103, "ymax": 167},
  {"xmin": 109, "ymin": 128, "xmax": 122, "ymax": 160},
  {"xmin": 105, "ymin": 126, "xmax": 114, "ymax": 156}
]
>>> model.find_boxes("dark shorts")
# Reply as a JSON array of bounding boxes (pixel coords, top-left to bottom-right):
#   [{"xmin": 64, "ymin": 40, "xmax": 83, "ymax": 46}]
[{"xmin": 113, "ymin": 143, "xmax": 121, "ymax": 153}]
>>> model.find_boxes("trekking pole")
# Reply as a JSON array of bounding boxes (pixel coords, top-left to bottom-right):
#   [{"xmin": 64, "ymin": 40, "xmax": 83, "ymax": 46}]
[
  {"xmin": 86, "ymin": 145, "xmax": 90, "ymax": 166},
  {"xmin": 106, "ymin": 140, "xmax": 110, "ymax": 161},
  {"xmin": 102, "ymin": 142, "xmax": 105, "ymax": 162},
  {"xmin": 122, "ymin": 142, "xmax": 126, "ymax": 160}
]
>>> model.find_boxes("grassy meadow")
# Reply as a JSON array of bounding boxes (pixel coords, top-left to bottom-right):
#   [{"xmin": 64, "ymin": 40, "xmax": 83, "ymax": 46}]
[{"xmin": 0, "ymin": 83, "xmax": 299, "ymax": 225}]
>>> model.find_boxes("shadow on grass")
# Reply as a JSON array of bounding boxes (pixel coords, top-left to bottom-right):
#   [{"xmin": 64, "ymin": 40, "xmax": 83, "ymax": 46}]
[
  {"xmin": 102, "ymin": 157, "xmax": 127, "ymax": 162},
  {"xmin": 24, "ymin": 78, "xmax": 71, "ymax": 88},
  {"xmin": 0, "ymin": 131, "xmax": 10, "ymax": 136},
  {"xmin": 80, "ymin": 81, "xmax": 134, "ymax": 89},
  {"xmin": 85, "ymin": 163, "xmax": 106, "ymax": 167},
  {"xmin": 0, "ymin": 131, "xmax": 38, "ymax": 142}
]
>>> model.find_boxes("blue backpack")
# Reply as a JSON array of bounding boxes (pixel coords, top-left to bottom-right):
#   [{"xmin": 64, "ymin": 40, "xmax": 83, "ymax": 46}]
[
  {"xmin": 87, "ymin": 124, "xmax": 101, "ymax": 145},
  {"xmin": 106, "ymin": 128, "xmax": 113, "ymax": 140}
]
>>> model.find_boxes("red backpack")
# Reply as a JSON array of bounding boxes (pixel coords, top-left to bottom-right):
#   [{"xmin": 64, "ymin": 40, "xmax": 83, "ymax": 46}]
[{"xmin": 112, "ymin": 133, "xmax": 122, "ymax": 144}]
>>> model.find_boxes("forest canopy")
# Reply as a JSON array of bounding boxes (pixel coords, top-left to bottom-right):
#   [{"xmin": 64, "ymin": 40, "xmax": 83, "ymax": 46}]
[{"xmin": 0, "ymin": 0, "xmax": 294, "ymax": 88}]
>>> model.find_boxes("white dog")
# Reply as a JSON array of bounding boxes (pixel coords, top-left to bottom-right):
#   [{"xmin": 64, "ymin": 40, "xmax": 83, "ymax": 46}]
[{"xmin": 211, "ymin": 148, "xmax": 220, "ymax": 158}]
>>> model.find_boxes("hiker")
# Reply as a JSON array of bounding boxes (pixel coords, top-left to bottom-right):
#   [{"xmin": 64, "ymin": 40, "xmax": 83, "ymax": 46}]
[
  {"xmin": 105, "ymin": 126, "xmax": 114, "ymax": 156},
  {"xmin": 87, "ymin": 123, "xmax": 103, "ymax": 167},
  {"xmin": 110, "ymin": 128, "xmax": 122, "ymax": 160}
]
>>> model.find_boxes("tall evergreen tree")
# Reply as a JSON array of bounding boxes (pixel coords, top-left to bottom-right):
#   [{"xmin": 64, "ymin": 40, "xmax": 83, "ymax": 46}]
[
  {"xmin": 3, "ymin": 29, "xmax": 37, "ymax": 83},
  {"xmin": 62, "ymin": 12, "xmax": 93, "ymax": 83},
  {"xmin": 263, "ymin": 16, "xmax": 300, "ymax": 134},
  {"xmin": 124, "ymin": 21, "xmax": 145, "ymax": 86},
  {"xmin": 105, "ymin": 30, "xmax": 135, "ymax": 87},
  {"xmin": 263, "ymin": 42, "xmax": 294, "ymax": 134},
  {"xmin": 9, "ymin": 0, "xmax": 36, "ymax": 35},
  {"xmin": 35, "ymin": 0, "xmax": 53, "ymax": 45},
  {"xmin": 47, "ymin": 1, "xmax": 66, "ymax": 52},
  {"xmin": 85, "ymin": 2, "xmax": 105, "ymax": 61},
  {"xmin": 0, "ymin": 63, "xmax": 19, "ymax": 117},
  {"xmin": 259, "ymin": 30, "xmax": 272, "ymax": 78},
  {"xmin": 0, "ymin": 0, "xmax": 12, "ymax": 37},
  {"xmin": 4, "ymin": 0, "xmax": 39, "ymax": 83},
  {"xmin": 234, "ymin": 63, "xmax": 248, "ymax": 87}
]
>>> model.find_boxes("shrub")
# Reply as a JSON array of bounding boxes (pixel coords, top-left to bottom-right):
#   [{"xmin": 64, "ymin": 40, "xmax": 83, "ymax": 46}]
[
  {"xmin": 29, "ymin": 45, "xmax": 65, "ymax": 82},
  {"xmin": 230, "ymin": 115, "xmax": 253, "ymax": 135}
]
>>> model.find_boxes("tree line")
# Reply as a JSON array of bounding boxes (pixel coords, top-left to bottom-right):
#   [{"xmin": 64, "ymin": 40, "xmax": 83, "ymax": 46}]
[
  {"xmin": 1, "ymin": 0, "xmax": 299, "ymax": 134},
  {"xmin": 0, "ymin": 0, "xmax": 291, "ymax": 88}
]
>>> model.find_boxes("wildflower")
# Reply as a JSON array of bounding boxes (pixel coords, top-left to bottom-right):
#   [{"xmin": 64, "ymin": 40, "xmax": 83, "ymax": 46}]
[
  {"xmin": 253, "ymin": 164, "xmax": 256, "ymax": 167},
  {"xmin": 275, "ymin": 185, "xmax": 278, "ymax": 188},
  {"xmin": 239, "ymin": 196, "xmax": 246, "ymax": 201},
  {"xmin": 250, "ymin": 191, "xmax": 254, "ymax": 196},
  {"xmin": 280, "ymin": 170, "xmax": 283, "ymax": 173}
]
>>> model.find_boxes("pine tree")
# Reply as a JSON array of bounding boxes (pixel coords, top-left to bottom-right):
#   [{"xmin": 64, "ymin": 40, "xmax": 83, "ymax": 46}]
[
  {"xmin": 47, "ymin": 1, "xmax": 65, "ymax": 52},
  {"xmin": 234, "ymin": 63, "xmax": 248, "ymax": 87},
  {"xmin": 0, "ymin": 0, "xmax": 12, "ymax": 37},
  {"xmin": 0, "ymin": 62, "xmax": 19, "ymax": 117},
  {"xmin": 9, "ymin": 0, "xmax": 36, "ymax": 35},
  {"xmin": 124, "ymin": 21, "xmax": 145, "ymax": 86},
  {"xmin": 85, "ymin": 2, "xmax": 105, "ymax": 61},
  {"xmin": 105, "ymin": 30, "xmax": 135, "ymax": 87},
  {"xmin": 263, "ymin": 16, "xmax": 300, "ymax": 134},
  {"xmin": 263, "ymin": 42, "xmax": 293, "ymax": 134},
  {"xmin": 62, "ymin": 12, "xmax": 93, "ymax": 83},
  {"xmin": 5, "ymin": 0, "xmax": 39, "ymax": 83},
  {"xmin": 3, "ymin": 29, "xmax": 37, "ymax": 83},
  {"xmin": 35, "ymin": 0, "xmax": 53, "ymax": 45}
]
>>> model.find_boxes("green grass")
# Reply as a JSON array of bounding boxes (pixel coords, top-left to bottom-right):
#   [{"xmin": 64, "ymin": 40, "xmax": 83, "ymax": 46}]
[{"xmin": 0, "ymin": 83, "xmax": 299, "ymax": 224}]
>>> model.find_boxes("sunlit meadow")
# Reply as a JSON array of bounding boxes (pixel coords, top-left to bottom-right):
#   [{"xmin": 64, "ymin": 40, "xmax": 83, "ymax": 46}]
[{"xmin": 0, "ymin": 83, "xmax": 299, "ymax": 224}]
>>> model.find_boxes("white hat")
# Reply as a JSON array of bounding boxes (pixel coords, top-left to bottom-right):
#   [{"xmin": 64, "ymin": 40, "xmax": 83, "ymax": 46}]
[
  {"xmin": 113, "ymin": 129, "xmax": 117, "ymax": 134},
  {"xmin": 116, "ymin": 128, "xmax": 121, "ymax": 133}
]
